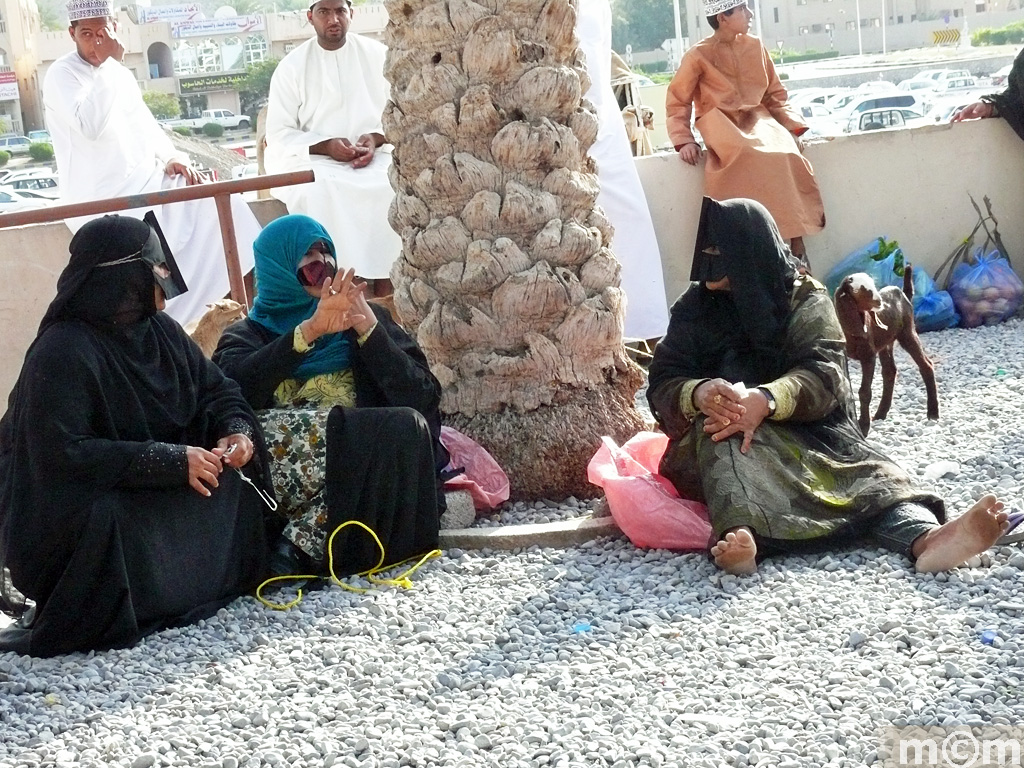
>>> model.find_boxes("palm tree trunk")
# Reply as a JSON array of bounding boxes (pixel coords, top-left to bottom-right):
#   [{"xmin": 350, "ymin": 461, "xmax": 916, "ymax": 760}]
[{"xmin": 384, "ymin": 0, "xmax": 644, "ymax": 500}]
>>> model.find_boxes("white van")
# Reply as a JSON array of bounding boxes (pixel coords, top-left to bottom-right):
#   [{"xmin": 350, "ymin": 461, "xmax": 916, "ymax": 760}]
[{"xmin": 834, "ymin": 93, "xmax": 927, "ymax": 129}]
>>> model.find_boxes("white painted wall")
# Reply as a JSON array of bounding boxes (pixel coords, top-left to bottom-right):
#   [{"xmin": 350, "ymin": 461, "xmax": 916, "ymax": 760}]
[{"xmin": 635, "ymin": 117, "xmax": 1024, "ymax": 306}]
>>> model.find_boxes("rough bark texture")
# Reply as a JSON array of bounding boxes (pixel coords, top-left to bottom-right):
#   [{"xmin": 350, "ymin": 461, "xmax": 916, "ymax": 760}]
[{"xmin": 384, "ymin": 0, "xmax": 644, "ymax": 500}]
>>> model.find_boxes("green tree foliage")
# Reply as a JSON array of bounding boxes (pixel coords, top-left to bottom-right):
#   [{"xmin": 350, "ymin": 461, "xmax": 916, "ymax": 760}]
[
  {"xmin": 202, "ymin": 122, "xmax": 225, "ymax": 138},
  {"xmin": 0, "ymin": 150, "xmax": 9, "ymax": 168},
  {"xmin": 972, "ymin": 21, "xmax": 1024, "ymax": 45},
  {"xmin": 142, "ymin": 90, "xmax": 181, "ymax": 121},
  {"xmin": 611, "ymin": 0, "xmax": 684, "ymax": 52},
  {"xmin": 173, "ymin": 126, "xmax": 194, "ymax": 136},
  {"xmin": 239, "ymin": 58, "xmax": 280, "ymax": 121},
  {"xmin": 29, "ymin": 143, "xmax": 55, "ymax": 162}
]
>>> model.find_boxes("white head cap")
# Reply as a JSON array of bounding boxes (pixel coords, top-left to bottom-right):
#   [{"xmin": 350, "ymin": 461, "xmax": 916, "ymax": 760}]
[
  {"xmin": 67, "ymin": 0, "xmax": 114, "ymax": 22},
  {"xmin": 703, "ymin": 0, "xmax": 746, "ymax": 17}
]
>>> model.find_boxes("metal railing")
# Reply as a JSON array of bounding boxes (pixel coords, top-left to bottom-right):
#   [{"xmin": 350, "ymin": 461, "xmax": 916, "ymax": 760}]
[{"xmin": 0, "ymin": 170, "xmax": 314, "ymax": 306}]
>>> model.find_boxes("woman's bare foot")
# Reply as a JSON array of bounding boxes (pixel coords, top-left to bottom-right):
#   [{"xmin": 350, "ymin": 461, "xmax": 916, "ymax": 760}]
[
  {"xmin": 710, "ymin": 527, "xmax": 758, "ymax": 575},
  {"xmin": 913, "ymin": 494, "xmax": 1009, "ymax": 573}
]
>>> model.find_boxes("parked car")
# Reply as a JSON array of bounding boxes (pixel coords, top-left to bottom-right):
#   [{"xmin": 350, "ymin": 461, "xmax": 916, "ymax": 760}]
[
  {"xmin": 27, "ymin": 130, "xmax": 51, "ymax": 143},
  {"xmin": 834, "ymin": 93, "xmax": 927, "ymax": 126},
  {"xmin": 789, "ymin": 87, "xmax": 850, "ymax": 110},
  {"xmin": 991, "ymin": 63, "xmax": 1013, "ymax": 86},
  {"xmin": 162, "ymin": 109, "xmax": 251, "ymax": 131},
  {"xmin": 847, "ymin": 108, "xmax": 930, "ymax": 133},
  {"xmin": 897, "ymin": 78, "xmax": 940, "ymax": 93},
  {"xmin": 909, "ymin": 68, "xmax": 971, "ymax": 84},
  {"xmin": 0, "ymin": 135, "xmax": 32, "ymax": 155},
  {"xmin": 925, "ymin": 98, "xmax": 969, "ymax": 122},
  {"xmin": 797, "ymin": 103, "xmax": 845, "ymax": 137},
  {"xmin": 0, "ymin": 186, "xmax": 48, "ymax": 211},
  {"xmin": 3, "ymin": 172, "xmax": 59, "ymax": 199},
  {"xmin": 0, "ymin": 167, "xmax": 57, "ymax": 185}
]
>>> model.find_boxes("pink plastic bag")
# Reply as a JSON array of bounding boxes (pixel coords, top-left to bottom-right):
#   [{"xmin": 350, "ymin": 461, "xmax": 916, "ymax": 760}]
[
  {"xmin": 441, "ymin": 426, "xmax": 510, "ymax": 511},
  {"xmin": 587, "ymin": 432, "xmax": 711, "ymax": 551}
]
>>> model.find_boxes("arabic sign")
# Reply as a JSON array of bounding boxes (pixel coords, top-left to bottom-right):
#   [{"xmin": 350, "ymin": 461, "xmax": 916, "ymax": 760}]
[
  {"xmin": 179, "ymin": 73, "xmax": 247, "ymax": 93},
  {"xmin": 171, "ymin": 15, "xmax": 264, "ymax": 38},
  {"xmin": 0, "ymin": 71, "xmax": 18, "ymax": 102},
  {"xmin": 138, "ymin": 3, "xmax": 202, "ymax": 23}
]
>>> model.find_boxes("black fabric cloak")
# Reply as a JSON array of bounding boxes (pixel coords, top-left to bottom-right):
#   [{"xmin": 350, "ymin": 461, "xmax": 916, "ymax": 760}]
[
  {"xmin": 647, "ymin": 199, "xmax": 943, "ymax": 545},
  {"xmin": 213, "ymin": 303, "xmax": 447, "ymax": 575},
  {"xmin": 986, "ymin": 46, "xmax": 1024, "ymax": 142},
  {"xmin": 0, "ymin": 216, "xmax": 274, "ymax": 657}
]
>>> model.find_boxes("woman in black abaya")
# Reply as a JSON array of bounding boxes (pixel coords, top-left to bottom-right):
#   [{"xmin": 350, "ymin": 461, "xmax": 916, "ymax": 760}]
[
  {"xmin": 0, "ymin": 215, "xmax": 274, "ymax": 656},
  {"xmin": 647, "ymin": 197, "xmax": 1008, "ymax": 576}
]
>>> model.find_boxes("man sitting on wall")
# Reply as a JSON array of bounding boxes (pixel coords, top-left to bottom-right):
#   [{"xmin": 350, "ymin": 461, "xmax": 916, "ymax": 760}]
[
  {"xmin": 44, "ymin": 0, "xmax": 262, "ymax": 325},
  {"xmin": 953, "ymin": 46, "xmax": 1023, "ymax": 141},
  {"xmin": 264, "ymin": 0, "xmax": 399, "ymax": 298}
]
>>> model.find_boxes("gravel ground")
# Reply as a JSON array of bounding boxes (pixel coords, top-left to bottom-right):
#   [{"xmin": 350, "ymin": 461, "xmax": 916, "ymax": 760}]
[{"xmin": 2, "ymin": 319, "xmax": 1024, "ymax": 768}]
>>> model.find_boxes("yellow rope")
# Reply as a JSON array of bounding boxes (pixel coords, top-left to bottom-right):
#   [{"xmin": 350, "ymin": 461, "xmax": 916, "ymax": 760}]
[{"xmin": 256, "ymin": 519, "xmax": 441, "ymax": 610}]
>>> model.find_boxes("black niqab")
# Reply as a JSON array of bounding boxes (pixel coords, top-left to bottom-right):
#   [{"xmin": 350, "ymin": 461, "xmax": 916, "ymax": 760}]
[{"xmin": 648, "ymin": 198, "xmax": 801, "ymax": 390}]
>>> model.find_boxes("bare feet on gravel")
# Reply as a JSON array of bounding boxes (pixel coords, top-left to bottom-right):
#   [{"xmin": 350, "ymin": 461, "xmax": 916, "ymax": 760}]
[
  {"xmin": 711, "ymin": 527, "xmax": 758, "ymax": 575},
  {"xmin": 913, "ymin": 494, "xmax": 1008, "ymax": 573}
]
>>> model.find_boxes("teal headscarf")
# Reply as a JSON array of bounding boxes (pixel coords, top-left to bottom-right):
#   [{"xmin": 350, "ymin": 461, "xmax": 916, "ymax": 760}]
[{"xmin": 248, "ymin": 214, "xmax": 351, "ymax": 381}]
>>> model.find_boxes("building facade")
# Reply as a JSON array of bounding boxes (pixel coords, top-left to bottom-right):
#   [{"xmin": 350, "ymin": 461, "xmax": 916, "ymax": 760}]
[{"xmin": 0, "ymin": 0, "xmax": 41, "ymax": 134}]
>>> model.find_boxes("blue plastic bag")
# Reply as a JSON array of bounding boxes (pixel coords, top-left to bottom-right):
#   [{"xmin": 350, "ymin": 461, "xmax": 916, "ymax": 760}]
[
  {"xmin": 913, "ymin": 290, "xmax": 960, "ymax": 333},
  {"xmin": 948, "ymin": 249, "xmax": 1024, "ymax": 328}
]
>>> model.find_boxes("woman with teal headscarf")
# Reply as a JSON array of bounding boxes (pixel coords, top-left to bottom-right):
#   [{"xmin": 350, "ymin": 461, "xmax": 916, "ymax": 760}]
[{"xmin": 214, "ymin": 215, "xmax": 448, "ymax": 578}]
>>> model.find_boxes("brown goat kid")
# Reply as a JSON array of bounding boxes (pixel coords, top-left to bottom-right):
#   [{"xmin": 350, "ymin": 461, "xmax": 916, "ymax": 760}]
[
  {"xmin": 833, "ymin": 266, "xmax": 939, "ymax": 436},
  {"xmin": 184, "ymin": 299, "xmax": 246, "ymax": 359}
]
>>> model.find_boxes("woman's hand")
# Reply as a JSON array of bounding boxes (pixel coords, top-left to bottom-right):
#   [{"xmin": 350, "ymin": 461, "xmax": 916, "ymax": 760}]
[
  {"xmin": 299, "ymin": 267, "xmax": 367, "ymax": 343},
  {"xmin": 703, "ymin": 386, "xmax": 773, "ymax": 454},
  {"xmin": 186, "ymin": 446, "xmax": 223, "ymax": 496},
  {"xmin": 694, "ymin": 378, "xmax": 746, "ymax": 422},
  {"xmin": 215, "ymin": 433, "xmax": 254, "ymax": 468},
  {"xmin": 678, "ymin": 142, "xmax": 701, "ymax": 166}
]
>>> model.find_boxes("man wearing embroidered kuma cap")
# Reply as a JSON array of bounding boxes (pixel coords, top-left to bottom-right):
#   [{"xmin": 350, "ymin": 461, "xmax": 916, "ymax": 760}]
[
  {"xmin": 42, "ymin": 0, "xmax": 263, "ymax": 325},
  {"xmin": 665, "ymin": 0, "xmax": 825, "ymax": 271},
  {"xmin": 264, "ymin": 0, "xmax": 399, "ymax": 299}
]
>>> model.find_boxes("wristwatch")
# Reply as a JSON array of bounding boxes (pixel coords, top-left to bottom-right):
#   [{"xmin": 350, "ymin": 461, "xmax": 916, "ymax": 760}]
[{"xmin": 758, "ymin": 386, "xmax": 777, "ymax": 417}]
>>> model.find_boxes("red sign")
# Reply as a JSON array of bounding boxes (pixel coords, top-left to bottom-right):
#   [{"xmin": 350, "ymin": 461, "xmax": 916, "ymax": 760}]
[{"xmin": 0, "ymin": 70, "xmax": 18, "ymax": 102}]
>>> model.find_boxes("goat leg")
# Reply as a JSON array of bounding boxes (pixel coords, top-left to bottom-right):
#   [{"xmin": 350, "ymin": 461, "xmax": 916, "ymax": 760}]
[
  {"xmin": 874, "ymin": 347, "xmax": 897, "ymax": 422},
  {"xmin": 858, "ymin": 354, "xmax": 876, "ymax": 436},
  {"xmin": 900, "ymin": 332, "xmax": 940, "ymax": 421}
]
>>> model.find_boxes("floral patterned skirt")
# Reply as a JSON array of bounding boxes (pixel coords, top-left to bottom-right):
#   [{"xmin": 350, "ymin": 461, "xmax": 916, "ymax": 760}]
[{"xmin": 257, "ymin": 407, "xmax": 331, "ymax": 561}]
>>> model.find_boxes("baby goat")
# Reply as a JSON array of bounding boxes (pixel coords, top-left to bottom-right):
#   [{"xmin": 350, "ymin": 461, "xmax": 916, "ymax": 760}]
[
  {"xmin": 833, "ymin": 267, "xmax": 939, "ymax": 436},
  {"xmin": 184, "ymin": 299, "xmax": 246, "ymax": 359}
]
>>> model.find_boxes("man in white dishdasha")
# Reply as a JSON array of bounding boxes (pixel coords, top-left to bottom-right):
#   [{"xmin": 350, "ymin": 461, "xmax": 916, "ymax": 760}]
[
  {"xmin": 44, "ymin": 0, "xmax": 262, "ymax": 324},
  {"xmin": 264, "ymin": 0, "xmax": 399, "ymax": 298}
]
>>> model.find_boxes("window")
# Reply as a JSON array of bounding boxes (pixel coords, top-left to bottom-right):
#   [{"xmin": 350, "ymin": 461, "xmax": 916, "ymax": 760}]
[
  {"xmin": 975, "ymin": 1, "xmax": 985, "ymax": 10},
  {"xmin": 811, "ymin": 23, "xmax": 823, "ymax": 32},
  {"xmin": 244, "ymin": 35, "xmax": 268, "ymax": 66},
  {"xmin": 799, "ymin": 25, "xmax": 809, "ymax": 34},
  {"xmin": 221, "ymin": 36, "xmax": 244, "ymax": 71},
  {"xmin": 796, "ymin": 0, "xmax": 806, "ymax": 5},
  {"xmin": 773, "ymin": 7, "xmax": 779, "ymax": 22},
  {"xmin": 173, "ymin": 41, "xmax": 197, "ymax": 75},
  {"xmin": 846, "ymin": 20, "xmax": 856, "ymax": 29},
  {"xmin": 196, "ymin": 38, "xmax": 221, "ymax": 73},
  {"xmin": 897, "ymin": 14, "xmax": 903, "ymax": 22},
  {"xmin": 954, "ymin": 8, "xmax": 962, "ymax": 15}
]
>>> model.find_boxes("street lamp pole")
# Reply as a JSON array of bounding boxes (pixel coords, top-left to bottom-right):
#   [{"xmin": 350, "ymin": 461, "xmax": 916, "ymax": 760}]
[
  {"xmin": 881, "ymin": 0, "xmax": 887, "ymax": 53},
  {"xmin": 855, "ymin": 0, "xmax": 863, "ymax": 56},
  {"xmin": 672, "ymin": 0, "xmax": 684, "ymax": 65}
]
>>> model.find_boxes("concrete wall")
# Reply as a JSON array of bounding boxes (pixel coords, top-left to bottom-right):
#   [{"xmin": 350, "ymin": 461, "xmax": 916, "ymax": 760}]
[
  {"xmin": 1, "ymin": 121, "xmax": 1022, "ymax": 406},
  {"xmin": 636, "ymin": 117, "xmax": 1024, "ymax": 305}
]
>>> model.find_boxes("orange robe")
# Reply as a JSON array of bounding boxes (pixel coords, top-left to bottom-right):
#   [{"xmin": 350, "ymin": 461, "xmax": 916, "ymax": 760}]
[{"xmin": 666, "ymin": 34, "xmax": 825, "ymax": 240}]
